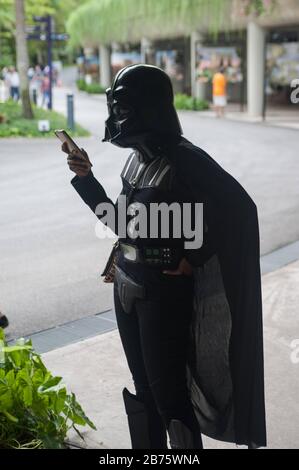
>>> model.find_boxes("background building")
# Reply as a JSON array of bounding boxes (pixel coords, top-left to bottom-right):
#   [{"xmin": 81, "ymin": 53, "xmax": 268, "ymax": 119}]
[{"xmin": 67, "ymin": 0, "xmax": 299, "ymax": 118}]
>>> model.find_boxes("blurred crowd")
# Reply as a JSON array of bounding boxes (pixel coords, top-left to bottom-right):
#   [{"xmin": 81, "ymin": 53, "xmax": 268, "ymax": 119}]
[{"xmin": 0, "ymin": 64, "xmax": 61, "ymax": 108}]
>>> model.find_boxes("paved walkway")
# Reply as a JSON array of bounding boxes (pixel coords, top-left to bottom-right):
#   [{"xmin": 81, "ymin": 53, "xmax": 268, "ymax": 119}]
[
  {"xmin": 196, "ymin": 103, "xmax": 299, "ymax": 130},
  {"xmin": 43, "ymin": 258, "xmax": 299, "ymax": 449}
]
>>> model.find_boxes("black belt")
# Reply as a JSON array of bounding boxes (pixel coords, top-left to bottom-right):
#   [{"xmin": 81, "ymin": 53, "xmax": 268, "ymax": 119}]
[{"xmin": 120, "ymin": 242, "xmax": 183, "ymax": 269}]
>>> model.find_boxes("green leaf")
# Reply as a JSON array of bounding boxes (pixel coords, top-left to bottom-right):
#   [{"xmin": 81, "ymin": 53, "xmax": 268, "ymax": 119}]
[
  {"xmin": 31, "ymin": 369, "xmax": 47, "ymax": 388},
  {"xmin": 23, "ymin": 386, "xmax": 33, "ymax": 407},
  {"xmin": 2, "ymin": 410, "xmax": 19, "ymax": 423},
  {"xmin": 0, "ymin": 329, "xmax": 5, "ymax": 342},
  {"xmin": 54, "ymin": 396, "xmax": 66, "ymax": 415},
  {"xmin": 38, "ymin": 376, "xmax": 62, "ymax": 393},
  {"xmin": 69, "ymin": 413, "xmax": 87, "ymax": 427},
  {"xmin": 53, "ymin": 388, "xmax": 67, "ymax": 414},
  {"xmin": 0, "ymin": 390, "xmax": 13, "ymax": 408},
  {"xmin": 41, "ymin": 435, "xmax": 65, "ymax": 449},
  {"xmin": 17, "ymin": 368, "xmax": 32, "ymax": 387},
  {"xmin": 69, "ymin": 394, "xmax": 96, "ymax": 430},
  {"xmin": 2, "ymin": 345, "xmax": 32, "ymax": 353},
  {"xmin": 5, "ymin": 370, "xmax": 15, "ymax": 387},
  {"xmin": 0, "ymin": 339, "xmax": 5, "ymax": 366}
]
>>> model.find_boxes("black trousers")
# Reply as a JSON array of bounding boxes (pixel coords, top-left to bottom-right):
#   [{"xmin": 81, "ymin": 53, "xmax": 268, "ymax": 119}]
[{"xmin": 113, "ymin": 274, "xmax": 201, "ymax": 445}]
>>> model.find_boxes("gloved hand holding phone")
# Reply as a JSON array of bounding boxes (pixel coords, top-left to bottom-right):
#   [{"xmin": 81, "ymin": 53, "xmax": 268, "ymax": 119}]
[
  {"xmin": 55, "ymin": 129, "xmax": 93, "ymax": 178},
  {"xmin": 61, "ymin": 141, "xmax": 92, "ymax": 178}
]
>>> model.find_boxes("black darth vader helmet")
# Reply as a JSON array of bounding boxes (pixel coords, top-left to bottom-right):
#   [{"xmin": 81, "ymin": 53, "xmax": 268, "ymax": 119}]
[{"xmin": 103, "ymin": 64, "xmax": 182, "ymax": 149}]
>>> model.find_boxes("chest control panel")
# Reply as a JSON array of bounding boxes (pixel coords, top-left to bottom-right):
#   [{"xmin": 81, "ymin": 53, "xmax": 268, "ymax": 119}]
[{"xmin": 143, "ymin": 247, "xmax": 183, "ymax": 269}]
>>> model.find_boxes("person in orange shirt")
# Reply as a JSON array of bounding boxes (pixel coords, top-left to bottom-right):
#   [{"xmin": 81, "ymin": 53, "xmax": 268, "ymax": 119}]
[{"xmin": 212, "ymin": 67, "xmax": 227, "ymax": 117}]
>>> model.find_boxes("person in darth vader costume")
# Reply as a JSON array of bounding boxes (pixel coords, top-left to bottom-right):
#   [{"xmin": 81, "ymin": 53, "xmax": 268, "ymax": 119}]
[{"xmin": 63, "ymin": 64, "xmax": 266, "ymax": 449}]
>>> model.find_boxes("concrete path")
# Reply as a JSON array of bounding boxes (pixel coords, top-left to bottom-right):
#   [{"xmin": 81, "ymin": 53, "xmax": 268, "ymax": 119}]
[{"xmin": 43, "ymin": 259, "xmax": 299, "ymax": 449}]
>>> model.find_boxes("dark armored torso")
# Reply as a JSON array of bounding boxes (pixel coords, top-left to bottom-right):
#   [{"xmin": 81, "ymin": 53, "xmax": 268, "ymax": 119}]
[{"xmin": 115, "ymin": 150, "xmax": 195, "ymax": 296}]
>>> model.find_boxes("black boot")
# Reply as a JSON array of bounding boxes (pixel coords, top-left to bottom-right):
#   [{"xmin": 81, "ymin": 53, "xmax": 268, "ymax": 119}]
[
  {"xmin": 168, "ymin": 419, "xmax": 203, "ymax": 449},
  {"xmin": 123, "ymin": 387, "xmax": 167, "ymax": 449},
  {"xmin": 0, "ymin": 315, "xmax": 9, "ymax": 329}
]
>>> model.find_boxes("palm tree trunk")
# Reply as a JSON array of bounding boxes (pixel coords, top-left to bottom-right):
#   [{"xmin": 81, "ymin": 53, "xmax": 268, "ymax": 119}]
[{"xmin": 15, "ymin": 0, "xmax": 33, "ymax": 119}]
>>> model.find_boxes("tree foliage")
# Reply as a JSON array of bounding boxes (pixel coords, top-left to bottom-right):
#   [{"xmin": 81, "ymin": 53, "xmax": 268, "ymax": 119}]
[
  {"xmin": 66, "ymin": 0, "xmax": 277, "ymax": 47},
  {"xmin": 67, "ymin": 0, "xmax": 228, "ymax": 47},
  {"xmin": 0, "ymin": 0, "xmax": 54, "ymax": 32},
  {"xmin": 0, "ymin": 0, "xmax": 88, "ymax": 66}
]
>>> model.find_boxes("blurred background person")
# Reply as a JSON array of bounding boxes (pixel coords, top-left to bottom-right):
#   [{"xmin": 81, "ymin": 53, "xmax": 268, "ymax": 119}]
[
  {"xmin": 0, "ymin": 68, "xmax": 7, "ymax": 101},
  {"xmin": 27, "ymin": 65, "xmax": 35, "ymax": 81},
  {"xmin": 29, "ymin": 64, "xmax": 43, "ymax": 105},
  {"xmin": 2, "ymin": 66, "xmax": 13, "ymax": 100},
  {"xmin": 212, "ymin": 66, "xmax": 227, "ymax": 118},
  {"xmin": 41, "ymin": 70, "xmax": 50, "ymax": 108},
  {"xmin": 9, "ymin": 66, "xmax": 20, "ymax": 101}
]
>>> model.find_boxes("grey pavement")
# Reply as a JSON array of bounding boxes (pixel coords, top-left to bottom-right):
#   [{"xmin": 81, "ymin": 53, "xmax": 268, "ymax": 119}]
[
  {"xmin": 43, "ymin": 258, "xmax": 299, "ymax": 449},
  {"xmin": 1, "ymin": 73, "xmax": 299, "ymax": 340},
  {"xmin": 196, "ymin": 102, "xmax": 299, "ymax": 130}
]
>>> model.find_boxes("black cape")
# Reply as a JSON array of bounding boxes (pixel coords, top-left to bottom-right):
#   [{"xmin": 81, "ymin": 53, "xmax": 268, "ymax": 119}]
[{"xmin": 161, "ymin": 136, "xmax": 266, "ymax": 448}]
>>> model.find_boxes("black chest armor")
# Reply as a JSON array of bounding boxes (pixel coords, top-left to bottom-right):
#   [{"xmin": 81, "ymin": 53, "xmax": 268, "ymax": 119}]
[{"xmin": 121, "ymin": 151, "xmax": 174, "ymax": 192}]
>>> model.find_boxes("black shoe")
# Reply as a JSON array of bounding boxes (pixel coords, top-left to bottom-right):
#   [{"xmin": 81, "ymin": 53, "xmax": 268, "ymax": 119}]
[
  {"xmin": 168, "ymin": 419, "xmax": 203, "ymax": 449},
  {"xmin": 123, "ymin": 387, "xmax": 167, "ymax": 449},
  {"xmin": 0, "ymin": 315, "xmax": 9, "ymax": 329}
]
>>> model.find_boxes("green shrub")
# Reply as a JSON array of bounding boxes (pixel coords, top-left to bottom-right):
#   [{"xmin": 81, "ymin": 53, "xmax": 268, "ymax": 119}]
[
  {"xmin": 0, "ymin": 328, "xmax": 96, "ymax": 449},
  {"xmin": 76, "ymin": 79, "xmax": 87, "ymax": 91},
  {"xmin": 76, "ymin": 80, "xmax": 105, "ymax": 94},
  {"xmin": 174, "ymin": 93, "xmax": 209, "ymax": 111},
  {"xmin": 85, "ymin": 83, "xmax": 106, "ymax": 94},
  {"xmin": 0, "ymin": 100, "xmax": 89, "ymax": 138}
]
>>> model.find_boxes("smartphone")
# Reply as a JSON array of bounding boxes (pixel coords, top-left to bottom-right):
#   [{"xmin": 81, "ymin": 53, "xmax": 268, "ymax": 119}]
[{"xmin": 54, "ymin": 129, "xmax": 82, "ymax": 154}]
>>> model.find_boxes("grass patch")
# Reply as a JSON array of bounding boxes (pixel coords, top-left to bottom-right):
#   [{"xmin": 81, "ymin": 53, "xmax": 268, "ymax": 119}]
[
  {"xmin": 76, "ymin": 79, "xmax": 106, "ymax": 94},
  {"xmin": 174, "ymin": 93, "xmax": 209, "ymax": 111},
  {"xmin": 0, "ymin": 99, "xmax": 90, "ymax": 138}
]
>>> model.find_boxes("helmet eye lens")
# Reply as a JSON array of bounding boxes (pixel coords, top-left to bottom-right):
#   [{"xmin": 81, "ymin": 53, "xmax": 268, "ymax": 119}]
[{"xmin": 112, "ymin": 103, "xmax": 130, "ymax": 118}]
